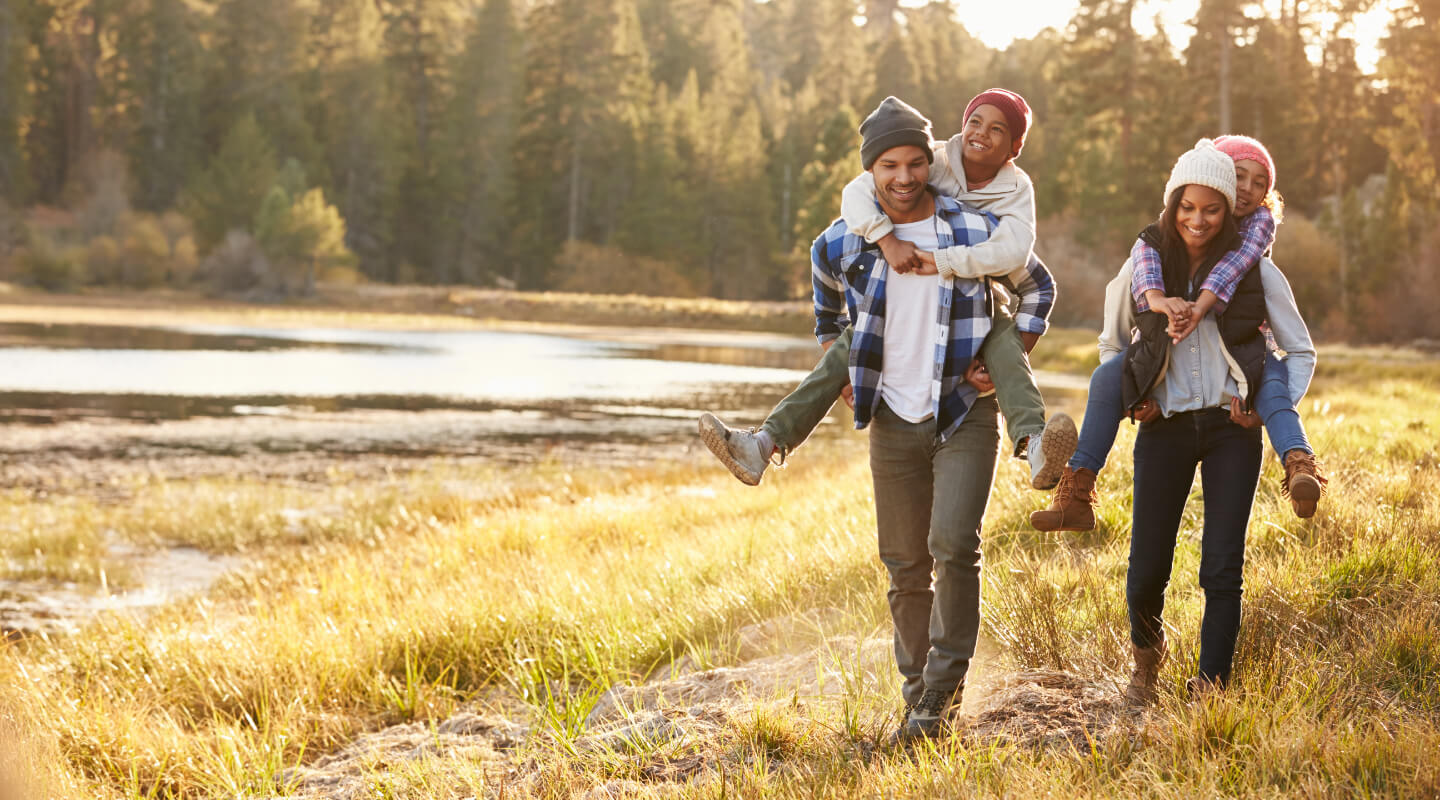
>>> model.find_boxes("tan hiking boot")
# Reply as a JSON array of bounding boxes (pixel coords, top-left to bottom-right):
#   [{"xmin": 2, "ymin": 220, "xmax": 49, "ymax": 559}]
[
  {"xmin": 1124, "ymin": 639, "xmax": 1167, "ymax": 707},
  {"xmin": 1029, "ymin": 466, "xmax": 1097, "ymax": 532},
  {"xmin": 1282, "ymin": 450, "xmax": 1326, "ymax": 518}
]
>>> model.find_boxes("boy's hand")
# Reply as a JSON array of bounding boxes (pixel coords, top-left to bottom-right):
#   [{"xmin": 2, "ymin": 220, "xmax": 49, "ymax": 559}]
[
  {"xmin": 840, "ymin": 383, "xmax": 855, "ymax": 410},
  {"xmin": 964, "ymin": 358, "xmax": 995, "ymax": 394},
  {"xmin": 911, "ymin": 250, "xmax": 939, "ymax": 275},
  {"xmin": 878, "ymin": 234, "xmax": 922, "ymax": 273}
]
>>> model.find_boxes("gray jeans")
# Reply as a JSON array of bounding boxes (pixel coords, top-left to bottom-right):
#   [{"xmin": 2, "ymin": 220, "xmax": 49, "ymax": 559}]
[{"xmin": 869, "ymin": 395, "xmax": 1000, "ymax": 706}]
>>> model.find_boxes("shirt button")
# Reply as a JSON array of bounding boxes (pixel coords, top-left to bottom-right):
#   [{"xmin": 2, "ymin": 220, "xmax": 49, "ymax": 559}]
[
  {"xmin": 1192, "ymin": 370, "xmax": 1200, "ymax": 376},
  {"xmin": 1194, "ymin": 396, "xmax": 1201, "ymax": 402},
  {"xmin": 1191, "ymin": 346, "xmax": 1197, "ymax": 352}
]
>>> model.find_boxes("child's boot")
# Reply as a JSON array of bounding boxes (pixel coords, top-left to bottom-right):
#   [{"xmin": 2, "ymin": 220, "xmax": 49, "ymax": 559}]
[
  {"xmin": 1029, "ymin": 466, "xmax": 1097, "ymax": 532},
  {"xmin": 1027, "ymin": 413, "xmax": 1078, "ymax": 490},
  {"xmin": 1282, "ymin": 450, "xmax": 1326, "ymax": 518},
  {"xmin": 698, "ymin": 413, "xmax": 771, "ymax": 485}
]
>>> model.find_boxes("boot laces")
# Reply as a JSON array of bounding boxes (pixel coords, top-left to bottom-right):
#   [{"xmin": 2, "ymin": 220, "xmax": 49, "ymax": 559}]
[{"xmin": 1282, "ymin": 452, "xmax": 1328, "ymax": 497}]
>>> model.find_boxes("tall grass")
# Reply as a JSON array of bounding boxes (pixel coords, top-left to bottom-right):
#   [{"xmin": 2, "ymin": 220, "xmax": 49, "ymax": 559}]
[{"xmin": 2, "ymin": 361, "xmax": 1438, "ymax": 797}]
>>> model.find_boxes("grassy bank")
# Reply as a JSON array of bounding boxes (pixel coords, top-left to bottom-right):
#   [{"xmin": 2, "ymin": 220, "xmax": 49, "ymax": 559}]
[{"xmin": 2, "ymin": 352, "xmax": 1438, "ymax": 797}]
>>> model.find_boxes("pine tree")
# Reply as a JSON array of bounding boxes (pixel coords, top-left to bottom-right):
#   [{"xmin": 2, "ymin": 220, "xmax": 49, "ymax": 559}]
[
  {"xmin": 305, "ymin": 0, "xmax": 396, "ymax": 280},
  {"xmin": 0, "ymin": 0, "xmax": 29, "ymax": 201},
  {"xmin": 435, "ymin": 0, "xmax": 522, "ymax": 285},
  {"xmin": 515, "ymin": 0, "xmax": 654, "ymax": 287},
  {"xmin": 181, "ymin": 113, "xmax": 279, "ymax": 248},
  {"xmin": 116, "ymin": 0, "xmax": 204, "ymax": 210}
]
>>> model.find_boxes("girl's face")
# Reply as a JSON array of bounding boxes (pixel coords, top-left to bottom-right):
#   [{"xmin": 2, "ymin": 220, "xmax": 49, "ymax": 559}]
[
  {"xmin": 1233, "ymin": 158, "xmax": 1269, "ymax": 217},
  {"xmin": 1174, "ymin": 184, "xmax": 1228, "ymax": 252}
]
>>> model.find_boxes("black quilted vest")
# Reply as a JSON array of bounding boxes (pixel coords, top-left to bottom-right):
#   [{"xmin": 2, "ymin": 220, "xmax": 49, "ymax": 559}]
[{"xmin": 1121, "ymin": 224, "xmax": 1267, "ymax": 415}]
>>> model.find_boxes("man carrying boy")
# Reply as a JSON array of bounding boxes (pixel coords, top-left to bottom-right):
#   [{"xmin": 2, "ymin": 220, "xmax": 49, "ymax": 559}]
[
  {"xmin": 699, "ymin": 89, "xmax": 1074, "ymax": 491},
  {"xmin": 796, "ymin": 98, "xmax": 1057, "ymax": 739}
]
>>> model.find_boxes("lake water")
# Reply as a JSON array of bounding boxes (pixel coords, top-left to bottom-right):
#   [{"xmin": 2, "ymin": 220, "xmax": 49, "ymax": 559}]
[{"xmin": 0, "ymin": 321, "xmax": 818, "ymax": 413}]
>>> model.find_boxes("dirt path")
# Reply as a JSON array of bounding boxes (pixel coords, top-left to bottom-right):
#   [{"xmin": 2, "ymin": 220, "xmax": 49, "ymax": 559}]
[{"xmin": 274, "ymin": 616, "xmax": 1129, "ymax": 799}]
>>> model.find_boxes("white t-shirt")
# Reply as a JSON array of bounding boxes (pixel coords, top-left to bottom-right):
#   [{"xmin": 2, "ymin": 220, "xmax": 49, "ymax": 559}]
[{"xmin": 880, "ymin": 217, "xmax": 942, "ymax": 422}]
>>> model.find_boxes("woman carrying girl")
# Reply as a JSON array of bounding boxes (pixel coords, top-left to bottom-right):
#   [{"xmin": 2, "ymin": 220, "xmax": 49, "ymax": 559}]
[
  {"xmin": 1093, "ymin": 139, "xmax": 1317, "ymax": 701},
  {"xmin": 1031, "ymin": 135, "xmax": 1326, "ymax": 534}
]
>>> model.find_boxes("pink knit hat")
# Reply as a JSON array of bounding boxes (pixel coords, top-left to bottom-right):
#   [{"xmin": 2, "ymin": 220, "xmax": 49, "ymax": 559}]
[{"xmin": 1214, "ymin": 135, "xmax": 1276, "ymax": 196}]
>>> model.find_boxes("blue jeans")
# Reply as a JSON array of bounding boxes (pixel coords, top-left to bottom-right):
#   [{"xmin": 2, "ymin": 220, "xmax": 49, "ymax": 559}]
[
  {"xmin": 1253, "ymin": 353, "xmax": 1311, "ymax": 458},
  {"xmin": 1069, "ymin": 353, "xmax": 1126, "ymax": 474},
  {"xmin": 1128, "ymin": 408, "xmax": 1262, "ymax": 686},
  {"xmin": 1069, "ymin": 350, "xmax": 1310, "ymax": 475}
]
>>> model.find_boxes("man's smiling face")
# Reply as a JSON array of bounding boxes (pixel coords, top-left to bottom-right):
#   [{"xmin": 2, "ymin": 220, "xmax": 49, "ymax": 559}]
[{"xmin": 870, "ymin": 144, "xmax": 932, "ymax": 222}]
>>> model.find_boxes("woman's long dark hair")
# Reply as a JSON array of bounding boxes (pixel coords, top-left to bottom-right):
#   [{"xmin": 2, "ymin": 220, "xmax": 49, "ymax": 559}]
[{"xmin": 1155, "ymin": 185, "xmax": 1240, "ymax": 298}]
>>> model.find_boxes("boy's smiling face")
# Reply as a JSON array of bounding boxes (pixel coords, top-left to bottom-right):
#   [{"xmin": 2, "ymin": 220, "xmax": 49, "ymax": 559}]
[{"xmin": 961, "ymin": 103, "xmax": 1014, "ymax": 172}]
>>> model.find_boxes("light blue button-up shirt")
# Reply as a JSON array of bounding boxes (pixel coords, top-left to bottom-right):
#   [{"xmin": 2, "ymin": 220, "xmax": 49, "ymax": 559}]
[{"xmin": 1099, "ymin": 258, "xmax": 1316, "ymax": 417}]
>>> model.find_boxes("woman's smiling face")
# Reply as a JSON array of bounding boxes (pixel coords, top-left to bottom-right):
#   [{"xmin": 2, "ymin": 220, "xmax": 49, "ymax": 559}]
[{"xmin": 1174, "ymin": 184, "xmax": 1229, "ymax": 252}]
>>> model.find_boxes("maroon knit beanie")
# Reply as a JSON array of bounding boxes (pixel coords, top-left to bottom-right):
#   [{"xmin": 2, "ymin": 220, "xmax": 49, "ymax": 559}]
[
  {"xmin": 963, "ymin": 88, "xmax": 1032, "ymax": 158},
  {"xmin": 1214, "ymin": 135, "xmax": 1276, "ymax": 197}
]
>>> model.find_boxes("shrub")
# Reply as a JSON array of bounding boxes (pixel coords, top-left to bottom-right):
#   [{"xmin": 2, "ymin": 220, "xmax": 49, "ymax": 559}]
[
  {"xmin": 17, "ymin": 229, "xmax": 85, "ymax": 290},
  {"xmin": 200, "ymin": 230, "xmax": 271, "ymax": 294},
  {"xmin": 86, "ymin": 235, "xmax": 122, "ymax": 284},
  {"xmin": 119, "ymin": 215, "xmax": 171, "ymax": 288},
  {"xmin": 1273, "ymin": 213, "xmax": 1342, "ymax": 334},
  {"xmin": 552, "ymin": 241, "xmax": 701, "ymax": 298}
]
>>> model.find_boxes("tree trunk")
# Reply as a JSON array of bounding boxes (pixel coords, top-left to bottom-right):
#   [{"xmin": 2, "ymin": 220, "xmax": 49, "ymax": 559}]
[
  {"xmin": 567, "ymin": 134, "xmax": 582, "ymax": 242},
  {"xmin": 1218, "ymin": 4, "xmax": 1232, "ymax": 134}
]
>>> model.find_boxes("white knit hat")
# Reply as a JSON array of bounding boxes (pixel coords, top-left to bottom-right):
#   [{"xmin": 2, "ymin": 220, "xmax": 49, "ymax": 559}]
[{"xmin": 1163, "ymin": 138, "xmax": 1237, "ymax": 212}]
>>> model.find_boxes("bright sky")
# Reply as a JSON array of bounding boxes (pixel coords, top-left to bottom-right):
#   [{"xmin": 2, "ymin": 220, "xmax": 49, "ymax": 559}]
[{"xmin": 902, "ymin": 0, "xmax": 1403, "ymax": 74}]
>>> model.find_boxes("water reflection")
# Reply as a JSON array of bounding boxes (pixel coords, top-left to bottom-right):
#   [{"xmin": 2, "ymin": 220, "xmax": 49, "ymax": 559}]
[
  {"xmin": 0, "ymin": 323, "xmax": 812, "ymax": 415},
  {"xmin": 0, "ymin": 320, "xmax": 413, "ymax": 353}
]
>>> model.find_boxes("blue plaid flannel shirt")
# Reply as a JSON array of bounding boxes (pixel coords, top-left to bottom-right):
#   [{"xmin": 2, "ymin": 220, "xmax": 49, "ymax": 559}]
[{"xmin": 810, "ymin": 192, "xmax": 1056, "ymax": 442}]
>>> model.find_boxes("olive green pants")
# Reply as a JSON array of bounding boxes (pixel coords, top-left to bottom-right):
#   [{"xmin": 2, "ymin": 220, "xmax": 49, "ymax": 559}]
[{"xmin": 760, "ymin": 313, "xmax": 1045, "ymax": 457}]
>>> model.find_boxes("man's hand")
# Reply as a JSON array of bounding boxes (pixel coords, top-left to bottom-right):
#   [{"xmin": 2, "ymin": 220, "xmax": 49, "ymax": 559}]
[
  {"xmin": 878, "ymin": 233, "xmax": 922, "ymax": 273},
  {"xmin": 965, "ymin": 358, "xmax": 995, "ymax": 394},
  {"xmin": 1131, "ymin": 398, "xmax": 1162, "ymax": 423},
  {"xmin": 840, "ymin": 382, "xmax": 855, "ymax": 410},
  {"xmin": 1229, "ymin": 397, "xmax": 1260, "ymax": 429},
  {"xmin": 911, "ymin": 250, "xmax": 939, "ymax": 275}
]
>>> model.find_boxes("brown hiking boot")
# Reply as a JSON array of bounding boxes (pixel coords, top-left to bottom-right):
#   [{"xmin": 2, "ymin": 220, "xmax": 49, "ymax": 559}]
[
  {"xmin": 1185, "ymin": 675, "xmax": 1222, "ymax": 702},
  {"xmin": 1029, "ymin": 466, "xmax": 1097, "ymax": 532},
  {"xmin": 1124, "ymin": 638, "xmax": 1167, "ymax": 707},
  {"xmin": 1282, "ymin": 450, "xmax": 1327, "ymax": 519}
]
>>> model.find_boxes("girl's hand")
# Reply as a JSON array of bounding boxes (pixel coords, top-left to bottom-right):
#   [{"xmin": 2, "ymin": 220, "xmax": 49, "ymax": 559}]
[
  {"xmin": 912, "ymin": 250, "xmax": 939, "ymax": 275},
  {"xmin": 1229, "ymin": 397, "xmax": 1260, "ymax": 429},
  {"xmin": 1166, "ymin": 305, "xmax": 1200, "ymax": 342},
  {"xmin": 1150, "ymin": 295, "xmax": 1192, "ymax": 324}
]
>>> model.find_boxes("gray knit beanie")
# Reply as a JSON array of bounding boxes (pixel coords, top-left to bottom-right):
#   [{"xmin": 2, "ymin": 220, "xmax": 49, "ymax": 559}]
[
  {"xmin": 859, "ymin": 96, "xmax": 934, "ymax": 170},
  {"xmin": 1163, "ymin": 138, "xmax": 1237, "ymax": 211}
]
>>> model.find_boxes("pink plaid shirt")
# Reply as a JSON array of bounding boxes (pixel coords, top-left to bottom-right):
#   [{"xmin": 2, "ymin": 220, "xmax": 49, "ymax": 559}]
[{"xmin": 1132, "ymin": 205, "xmax": 1277, "ymax": 312}]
